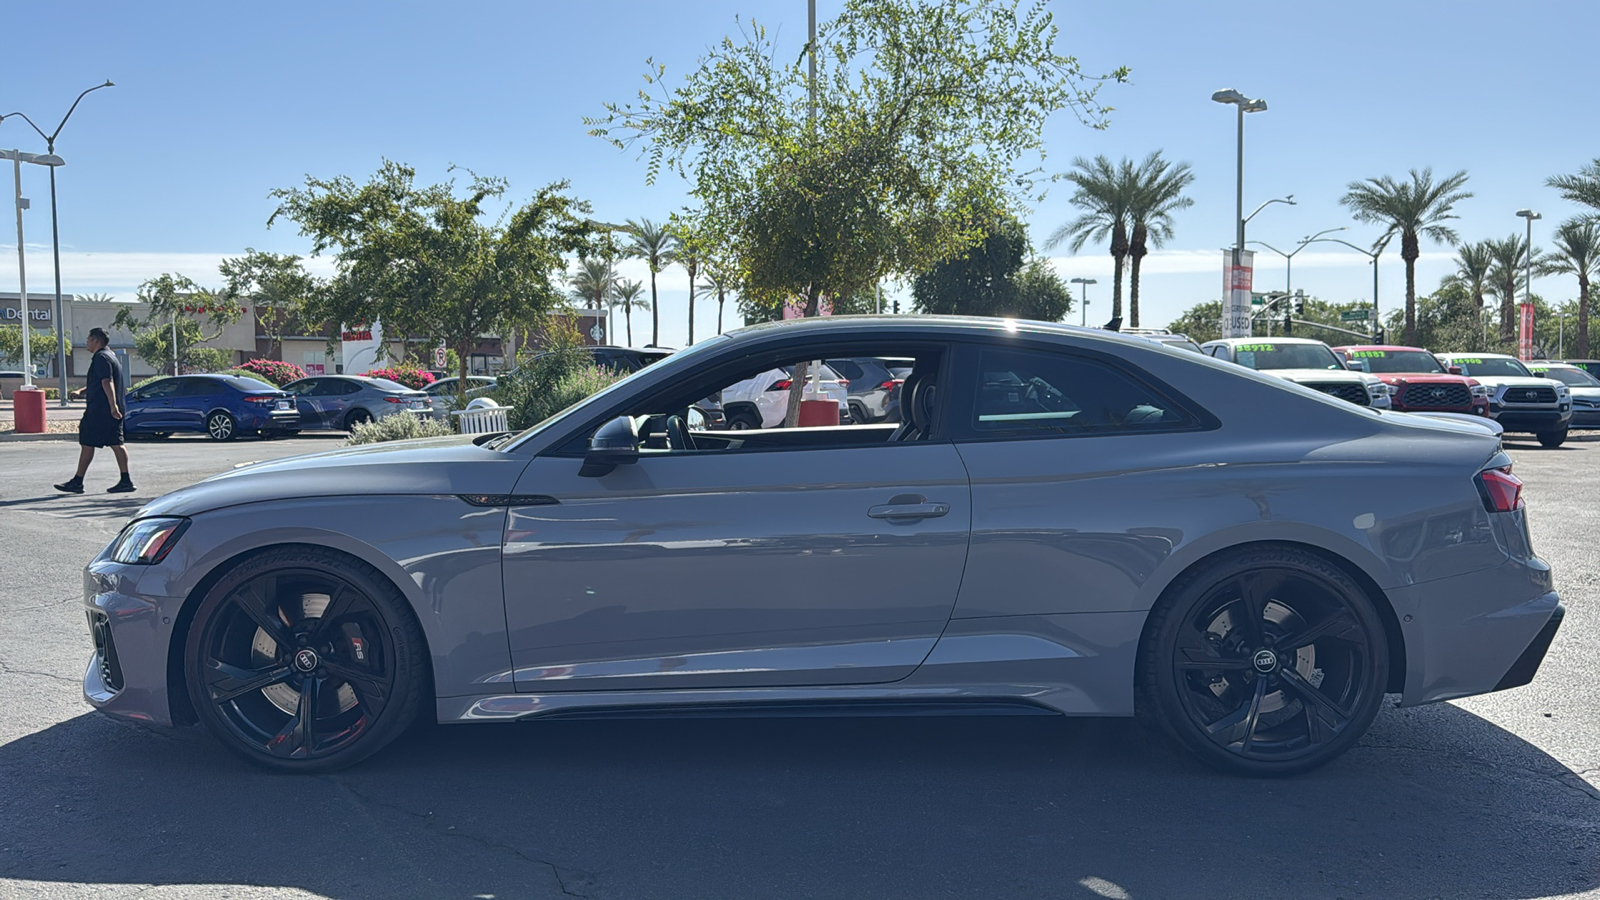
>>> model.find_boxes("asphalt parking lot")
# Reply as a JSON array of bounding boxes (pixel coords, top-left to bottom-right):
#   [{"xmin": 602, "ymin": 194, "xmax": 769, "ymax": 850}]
[{"xmin": 1, "ymin": 431, "xmax": 1597, "ymax": 900}]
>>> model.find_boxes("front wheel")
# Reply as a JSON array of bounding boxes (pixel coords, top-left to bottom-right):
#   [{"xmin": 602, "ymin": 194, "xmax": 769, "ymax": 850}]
[
  {"xmin": 1538, "ymin": 427, "xmax": 1567, "ymax": 449},
  {"xmin": 183, "ymin": 547, "xmax": 429, "ymax": 773},
  {"xmin": 1138, "ymin": 546, "xmax": 1389, "ymax": 776},
  {"xmin": 727, "ymin": 410, "xmax": 761, "ymax": 430},
  {"xmin": 206, "ymin": 412, "xmax": 236, "ymax": 442}
]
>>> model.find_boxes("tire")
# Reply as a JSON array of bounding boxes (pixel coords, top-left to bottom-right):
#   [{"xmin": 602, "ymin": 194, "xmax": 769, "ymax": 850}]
[
  {"xmin": 206, "ymin": 412, "xmax": 236, "ymax": 442},
  {"xmin": 183, "ymin": 546, "xmax": 430, "ymax": 773},
  {"xmin": 727, "ymin": 410, "xmax": 762, "ymax": 431},
  {"xmin": 1537, "ymin": 427, "xmax": 1567, "ymax": 449},
  {"xmin": 1137, "ymin": 545, "xmax": 1389, "ymax": 776},
  {"xmin": 344, "ymin": 408, "xmax": 373, "ymax": 430},
  {"xmin": 848, "ymin": 401, "xmax": 871, "ymax": 425}
]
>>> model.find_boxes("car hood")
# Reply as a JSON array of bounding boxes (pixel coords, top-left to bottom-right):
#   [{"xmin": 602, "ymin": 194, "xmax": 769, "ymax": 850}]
[
  {"xmin": 135, "ymin": 436, "xmax": 532, "ymax": 518},
  {"xmin": 1371, "ymin": 373, "xmax": 1473, "ymax": 386},
  {"xmin": 1260, "ymin": 368, "xmax": 1371, "ymax": 384},
  {"xmin": 1463, "ymin": 375, "xmax": 1549, "ymax": 388}
]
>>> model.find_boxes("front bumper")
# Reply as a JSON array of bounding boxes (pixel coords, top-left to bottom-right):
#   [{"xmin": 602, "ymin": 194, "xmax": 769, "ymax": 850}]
[
  {"xmin": 1491, "ymin": 407, "xmax": 1572, "ymax": 432},
  {"xmin": 81, "ymin": 560, "xmax": 176, "ymax": 726}
]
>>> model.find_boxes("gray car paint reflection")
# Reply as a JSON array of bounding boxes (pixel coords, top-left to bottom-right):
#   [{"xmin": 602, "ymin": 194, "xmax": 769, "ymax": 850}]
[{"xmin": 81, "ymin": 315, "xmax": 1560, "ymax": 755}]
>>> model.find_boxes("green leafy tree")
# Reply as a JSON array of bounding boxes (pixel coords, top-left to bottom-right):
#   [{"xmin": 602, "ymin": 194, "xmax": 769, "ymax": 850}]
[
  {"xmin": 1166, "ymin": 300, "xmax": 1222, "ymax": 344},
  {"xmin": 1547, "ymin": 218, "xmax": 1600, "ymax": 358},
  {"xmin": 218, "ymin": 250, "xmax": 321, "ymax": 359},
  {"xmin": 1339, "ymin": 168, "xmax": 1472, "ymax": 346},
  {"xmin": 624, "ymin": 218, "xmax": 677, "ymax": 346},
  {"xmin": 1125, "ymin": 152, "xmax": 1195, "ymax": 327},
  {"xmin": 1547, "ymin": 160, "xmax": 1600, "ymax": 214},
  {"xmin": 912, "ymin": 213, "xmax": 1073, "ymax": 322},
  {"xmin": 112, "ymin": 273, "xmax": 246, "ymax": 374},
  {"xmin": 1046, "ymin": 156, "xmax": 1135, "ymax": 320},
  {"xmin": 1380, "ymin": 282, "xmax": 1490, "ymax": 353},
  {"xmin": 1014, "ymin": 260, "xmax": 1075, "ymax": 323},
  {"xmin": 593, "ymin": 0, "xmax": 1124, "ymax": 420},
  {"xmin": 269, "ymin": 161, "xmax": 594, "ymax": 389},
  {"xmin": 0, "ymin": 322, "xmax": 68, "ymax": 371}
]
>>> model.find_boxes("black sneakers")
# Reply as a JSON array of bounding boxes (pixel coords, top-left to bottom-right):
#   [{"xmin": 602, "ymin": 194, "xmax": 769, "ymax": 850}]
[
  {"xmin": 107, "ymin": 474, "xmax": 136, "ymax": 494},
  {"xmin": 53, "ymin": 476, "xmax": 84, "ymax": 494}
]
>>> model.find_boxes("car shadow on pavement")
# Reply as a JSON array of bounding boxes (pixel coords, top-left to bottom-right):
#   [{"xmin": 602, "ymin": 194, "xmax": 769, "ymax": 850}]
[{"xmin": 2, "ymin": 704, "xmax": 1595, "ymax": 899}]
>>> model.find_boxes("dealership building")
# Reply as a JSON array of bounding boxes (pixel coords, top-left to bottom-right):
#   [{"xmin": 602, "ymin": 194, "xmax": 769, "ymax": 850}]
[{"xmin": 1, "ymin": 292, "xmax": 611, "ymax": 388}]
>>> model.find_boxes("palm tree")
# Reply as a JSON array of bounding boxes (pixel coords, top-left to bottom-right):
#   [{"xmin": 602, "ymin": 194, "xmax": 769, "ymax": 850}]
[
  {"xmin": 1548, "ymin": 218, "xmax": 1600, "ymax": 358},
  {"xmin": 624, "ymin": 218, "xmax": 677, "ymax": 346},
  {"xmin": 682, "ymin": 247, "xmax": 700, "ymax": 345},
  {"xmin": 1339, "ymin": 168, "xmax": 1472, "ymax": 345},
  {"xmin": 1485, "ymin": 234, "xmax": 1542, "ymax": 344},
  {"xmin": 610, "ymin": 278, "xmax": 647, "ymax": 347},
  {"xmin": 699, "ymin": 265, "xmax": 735, "ymax": 335},
  {"xmin": 568, "ymin": 256, "xmax": 617, "ymax": 344},
  {"xmin": 1547, "ymin": 160, "xmax": 1600, "ymax": 214},
  {"xmin": 1046, "ymin": 156, "xmax": 1136, "ymax": 320},
  {"xmin": 1444, "ymin": 240, "xmax": 1496, "ymax": 348},
  {"xmin": 1125, "ymin": 152, "xmax": 1195, "ymax": 328}
]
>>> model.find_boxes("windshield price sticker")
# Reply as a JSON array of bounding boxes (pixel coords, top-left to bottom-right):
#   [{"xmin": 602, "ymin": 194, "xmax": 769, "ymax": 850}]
[
  {"xmin": 1454, "ymin": 358, "xmax": 1483, "ymax": 365},
  {"xmin": 1351, "ymin": 350, "xmax": 1388, "ymax": 358},
  {"xmin": 1236, "ymin": 344, "xmax": 1275, "ymax": 352}
]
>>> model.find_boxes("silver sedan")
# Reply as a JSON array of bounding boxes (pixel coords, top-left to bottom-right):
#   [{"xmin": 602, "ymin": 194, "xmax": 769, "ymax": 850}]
[
  {"xmin": 279, "ymin": 375, "xmax": 432, "ymax": 431},
  {"xmin": 81, "ymin": 316, "xmax": 1562, "ymax": 776}
]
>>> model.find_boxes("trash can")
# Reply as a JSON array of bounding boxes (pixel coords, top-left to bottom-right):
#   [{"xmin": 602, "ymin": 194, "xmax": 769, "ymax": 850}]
[
  {"xmin": 12, "ymin": 386, "xmax": 46, "ymax": 434},
  {"xmin": 797, "ymin": 398, "xmax": 838, "ymax": 427}
]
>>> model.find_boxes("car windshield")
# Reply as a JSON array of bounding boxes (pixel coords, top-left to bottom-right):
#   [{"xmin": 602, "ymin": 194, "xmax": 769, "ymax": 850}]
[
  {"xmin": 1344, "ymin": 349, "xmax": 1444, "ymax": 374},
  {"xmin": 220, "ymin": 375, "xmax": 278, "ymax": 392},
  {"xmin": 366, "ymin": 378, "xmax": 414, "ymax": 392},
  {"xmin": 497, "ymin": 334, "xmax": 733, "ymax": 451},
  {"xmin": 1536, "ymin": 366, "xmax": 1600, "ymax": 387},
  {"xmin": 1232, "ymin": 342, "xmax": 1343, "ymax": 371},
  {"xmin": 1448, "ymin": 357, "xmax": 1532, "ymax": 378}
]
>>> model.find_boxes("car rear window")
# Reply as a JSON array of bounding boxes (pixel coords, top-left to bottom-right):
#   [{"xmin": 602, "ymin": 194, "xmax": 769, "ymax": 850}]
[
  {"xmin": 219, "ymin": 375, "xmax": 278, "ymax": 392},
  {"xmin": 366, "ymin": 378, "xmax": 414, "ymax": 392},
  {"xmin": 967, "ymin": 347, "xmax": 1195, "ymax": 436}
]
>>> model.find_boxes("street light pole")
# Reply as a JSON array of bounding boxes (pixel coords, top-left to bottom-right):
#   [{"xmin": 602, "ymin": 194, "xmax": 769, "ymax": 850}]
[
  {"xmin": 1300, "ymin": 232, "xmax": 1393, "ymax": 333},
  {"xmin": 1516, "ymin": 210, "xmax": 1541, "ymax": 359},
  {"xmin": 1071, "ymin": 277, "xmax": 1096, "ymax": 326},
  {"xmin": 1212, "ymin": 89, "xmax": 1268, "ymax": 337},
  {"xmin": 10, "ymin": 153, "xmax": 28, "ymax": 387},
  {"xmin": 3, "ymin": 81, "xmax": 115, "ymax": 405}
]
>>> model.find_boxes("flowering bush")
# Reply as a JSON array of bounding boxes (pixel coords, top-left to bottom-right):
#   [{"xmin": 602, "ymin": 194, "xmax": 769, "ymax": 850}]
[
  {"xmin": 345, "ymin": 412, "xmax": 456, "ymax": 445},
  {"xmin": 363, "ymin": 366, "xmax": 436, "ymax": 390},
  {"xmin": 237, "ymin": 358, "xmax": 308, "ymax": 386}
]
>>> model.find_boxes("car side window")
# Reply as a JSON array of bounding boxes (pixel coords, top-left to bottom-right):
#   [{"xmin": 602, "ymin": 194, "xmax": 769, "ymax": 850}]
[
  {"xmin": 960, "ymin": 346, "xmax": 1195, "ymax": 437},
  {"xmin": 132, "ymin": 379, "xmax": 180, "ymax": 400},
  {"xmin": 174, "ymin": 379, "xmax": 215, "ymax": 397}
]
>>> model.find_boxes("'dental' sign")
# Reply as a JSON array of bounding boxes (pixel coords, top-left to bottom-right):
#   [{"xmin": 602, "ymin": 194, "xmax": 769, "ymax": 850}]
[{"xmin": 1, "ymin": 307, "xmax": 50, "ymax": 322}]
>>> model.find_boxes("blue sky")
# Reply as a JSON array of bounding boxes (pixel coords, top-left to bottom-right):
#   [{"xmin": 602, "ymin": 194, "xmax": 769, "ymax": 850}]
[{"xmin": 2, "ymin": 0, "xmax": 1595, "ymax": 347}]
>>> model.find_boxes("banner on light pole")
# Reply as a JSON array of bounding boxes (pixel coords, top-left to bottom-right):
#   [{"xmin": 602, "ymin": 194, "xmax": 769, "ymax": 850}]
[
  {"xmin": 1222, "ymin": 250, "xmax": 1255, "ymax": 337},
  {"xmin": 1518, "ymin": 303, "xmax": 1535, "ymax": 361}
]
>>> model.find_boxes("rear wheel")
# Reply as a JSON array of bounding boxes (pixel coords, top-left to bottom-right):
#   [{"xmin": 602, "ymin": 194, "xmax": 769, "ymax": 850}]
[
  {"xmin": 183, "ymin": 547, "xmax": 429, "ymax": 773},
  {"xmin": 1537, "ymin": 427, "xmax": 1567, "ymax": 448},
  {"xmin": 206, "ymin": 412, "xmax": 236, "ymax": 442},
  {"xmin": 1138, "ymin": 546, "xmax": 1389, "ymax": 776},
  {"xmin": 344, "ymin": 408, "xmax": 373, "ymax": 430},
  {"xmin": 727, "ymin": 410, "xmax": 761, "ymax": 430}
]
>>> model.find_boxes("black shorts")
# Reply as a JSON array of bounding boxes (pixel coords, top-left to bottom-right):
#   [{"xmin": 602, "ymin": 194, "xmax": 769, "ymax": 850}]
[{"xmin": 79, "ymin": 412, "xmax": 124, "ymax": 448}]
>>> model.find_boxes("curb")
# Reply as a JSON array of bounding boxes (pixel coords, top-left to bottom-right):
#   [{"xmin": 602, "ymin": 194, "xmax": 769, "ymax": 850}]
[{"xmin": 0, "ymin": 432, "xmax": 80, "ymax": 443}]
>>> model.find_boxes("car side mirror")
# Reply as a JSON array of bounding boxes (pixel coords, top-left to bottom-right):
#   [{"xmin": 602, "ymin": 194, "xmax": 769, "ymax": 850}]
[
  {"xmin": 687, "ymin": 407, "xmax": 707, "ymax": 430},
  {"xmin": 1448, "ymin": 365, "xmax": 1463, "ymax": 375},
  {"xmin": 579, "ymin": 415, "xmax": 640, "ymax": 477},
  {"xmin": 1344, "ymin": 360, "xmax": 1361, "ymax": 371},
  {"xmin": 1531, "ymin": 370, "xmax": 1546, "ymax": 378}
]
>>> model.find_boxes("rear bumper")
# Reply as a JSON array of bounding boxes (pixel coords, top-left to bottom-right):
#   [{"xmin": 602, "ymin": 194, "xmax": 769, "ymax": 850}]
[{"xmin": 1492, "ymin": 601, "xmax": 1564, "ymax": 692}]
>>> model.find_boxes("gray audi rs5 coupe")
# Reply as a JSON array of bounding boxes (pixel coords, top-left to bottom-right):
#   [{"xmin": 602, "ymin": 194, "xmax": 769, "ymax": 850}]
[{"xmin": 82, "ymin": 316, "xmax": 1563, "ymax": 776}]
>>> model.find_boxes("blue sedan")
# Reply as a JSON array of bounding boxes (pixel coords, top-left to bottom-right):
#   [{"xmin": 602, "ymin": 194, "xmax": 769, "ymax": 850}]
[{"xmin": 124, "ymin": 374, "xmax": 299, "ymax": 441}]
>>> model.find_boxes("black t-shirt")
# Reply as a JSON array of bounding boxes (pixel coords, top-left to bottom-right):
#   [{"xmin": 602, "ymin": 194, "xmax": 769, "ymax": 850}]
[{"xmin": 86, "ymin": 349, "xmax": 124, "ymax": 415}]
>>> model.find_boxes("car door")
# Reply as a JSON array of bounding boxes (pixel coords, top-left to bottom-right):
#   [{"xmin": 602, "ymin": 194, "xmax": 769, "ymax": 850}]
[
  {"xmin": 124, "ymin": 379, "xmax": 179, "ymax": 432},
  {"xmin": 168, "ymin": 378, "xmax": 215, "ymax": 432},
  {"xmin": 284, "ymin": 378, "xmax": 326, "ymax": 428},
  {"xmin": 499, "ymin": 354, "xmax": 972, "ymax": 693}
]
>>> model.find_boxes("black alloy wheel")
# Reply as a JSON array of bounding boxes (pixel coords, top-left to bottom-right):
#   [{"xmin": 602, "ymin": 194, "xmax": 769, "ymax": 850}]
[
  {"xmin": 1139, "ymin": 547, "xmax": 1388, "ymax": 776},
  {"xmin": 344, "ymin": 408, "xmax": 373, "ymax": 430},
  {"xmin": 206, "ymin": 412, "xmax": 236, "ymax": 442},
  {"xmin": 185, "ymin": 547, "xmax": 428, "ymax": 772}
]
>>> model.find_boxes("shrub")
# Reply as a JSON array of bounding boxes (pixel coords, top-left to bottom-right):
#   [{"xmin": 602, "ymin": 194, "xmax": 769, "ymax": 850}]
[
  {"xmin": 500, "ymin": 360, "xmax": 626, "ymax": 431},
  {"xmin": 43, "ymin": 388, "xmax": 59, "ymax": 400},
  {"xmin": 344, "ymin": 413, "xmax": 457, "ymax": 446},
  {"xmin": 363, "ymin": 365, "xmax": 435, "ymax": 390},
  {"xmin": 237, "ymin": 358, "xmax": 308, "ymax": 386}
]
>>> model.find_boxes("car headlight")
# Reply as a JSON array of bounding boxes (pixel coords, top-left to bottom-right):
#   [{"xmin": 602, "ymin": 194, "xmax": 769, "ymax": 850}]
[
  {"xmin": 1470, "ymin": 384, "xmax": 1490, "ymax": 398},
  {"xmin": 109, "ymin": 517, "xmax": 189, "ymax": 565}
]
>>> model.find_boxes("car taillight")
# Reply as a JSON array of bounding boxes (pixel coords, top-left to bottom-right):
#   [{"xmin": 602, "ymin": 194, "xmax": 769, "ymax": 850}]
[
  {"xmin": 1476, "ymin": 468, "xmax": 1524, "ymax": 513},
  {"xmin": 246, "ymin": 396, "xmax": 273, "ymax": 406},
  {"xmin": 384, "ymin": 396, "xmax": 406, "ymax": 403},
  {"xmin": 837, "ymin": 379, "xmax": 849, "ymax": 387},
  {"xmin": 877, "ymin": 379, "xmax": 898, "ymax": 391},
  {"xmin": 766, "ymin": 379, "xmax": 792, "ymax": 391}
]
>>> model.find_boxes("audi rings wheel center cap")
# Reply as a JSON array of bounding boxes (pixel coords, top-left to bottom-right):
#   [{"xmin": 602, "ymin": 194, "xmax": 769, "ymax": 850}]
[
  {"xmin": 1252, "ymin": 649, "xmax": 1278, "ymax": 674},
  {"xmin": 293, "ymin": 648, "xmax": 320, "ymax": 673}
]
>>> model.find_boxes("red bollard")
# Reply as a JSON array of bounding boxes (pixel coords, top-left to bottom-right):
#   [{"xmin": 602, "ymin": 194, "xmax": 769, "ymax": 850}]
[{"xmin": 12, "ymin": 387, "xmax": 46, "ymax": 434}]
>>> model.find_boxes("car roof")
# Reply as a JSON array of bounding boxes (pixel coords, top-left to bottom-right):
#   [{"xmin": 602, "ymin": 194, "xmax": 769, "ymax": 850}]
[
  {"xmin": 1528, "ymin": 360, "xmax": 1578, "ymax": 368},
  {"xmin": 723, "ymin": 314, "xmax": 1209, "ymax": 357},
  {"xmin": 1202, "ymin": 336, "xmax": 1328, "ymax": 346},
  {"xmin": 1437, "ymin": 352, "xmax": 1515, "ymax": 359},
  {"xmin": 1330, "ymin": 344, "xmax": 1432, "ymax": 352}
]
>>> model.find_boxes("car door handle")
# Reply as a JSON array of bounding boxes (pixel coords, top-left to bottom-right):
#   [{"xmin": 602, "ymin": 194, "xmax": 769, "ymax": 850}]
[{"xmin": 868, "ymin": 499, "xmax": 950, "ymax": 520}]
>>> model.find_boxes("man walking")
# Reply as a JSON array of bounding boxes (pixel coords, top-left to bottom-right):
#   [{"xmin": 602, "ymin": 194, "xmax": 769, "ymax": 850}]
[{"xmin": 55, "ymin": 327, "xmax": 134, "ymax": 494}]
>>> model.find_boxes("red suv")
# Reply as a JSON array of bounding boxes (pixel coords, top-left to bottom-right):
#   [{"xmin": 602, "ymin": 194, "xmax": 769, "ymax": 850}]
[{"xmin": 1332, "ymin": 345, "xmax": 1490, "ymax": 417}]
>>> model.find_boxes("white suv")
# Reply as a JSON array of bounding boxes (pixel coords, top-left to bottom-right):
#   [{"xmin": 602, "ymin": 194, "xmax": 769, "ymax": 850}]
[
  {"xmin": 1200, "ymin": 337, "xmax": 1392, "ymax": 409},
  {"xmin": 719, "ymin": 364, "xmax": 848, "ymax": 429}
]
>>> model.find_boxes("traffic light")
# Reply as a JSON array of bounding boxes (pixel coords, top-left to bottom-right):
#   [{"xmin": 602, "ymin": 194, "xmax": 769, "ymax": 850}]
[
  {"xmin": 892, "ymin": 299, "xmax": 900, "ymax": 315},
  {"xmin": 1293, "ymin": 295, "xmax": 1306, "ymax": 316},
  {"xmin": 1284, "ymin": 310, "xmax": 1293, "ymax": 336},
  {"xmin": 1374, "ymin": 325, "xmax": 1386, "ymax": 345}
]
